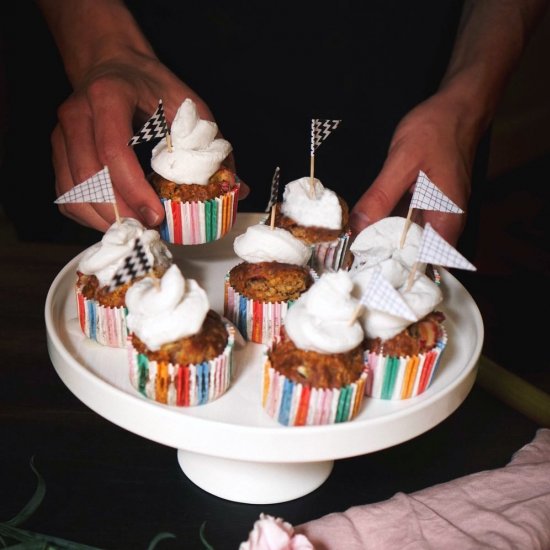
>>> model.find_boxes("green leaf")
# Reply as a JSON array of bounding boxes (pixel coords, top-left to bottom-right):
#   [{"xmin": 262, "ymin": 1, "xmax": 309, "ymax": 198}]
[
  {"xmin": 5, "ymin": 457, "xmax": 46, "ymax": 527},
  {"xmin": 199, "ymin": 522, "xmax": 214, "ymax": 550},
  {"xmin": 146, "ymin": 532, "xmax": 176, "ymax": 550}
]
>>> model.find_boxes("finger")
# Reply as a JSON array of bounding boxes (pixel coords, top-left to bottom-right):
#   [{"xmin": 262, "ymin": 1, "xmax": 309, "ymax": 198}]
[
  {"xmin": 349, "ymin": 154, "xmax": 418, "ymax": 237},
  {"xmin": 52, "ymin": 124, "xmax": 111, "ymax": 232},
  {"xmin": 58, "ymin": 94, "xmax": 122, "ymax": 226},
  {"xmin": 86, "ymin": 77, "xmax": 165, "ymax": 227}
]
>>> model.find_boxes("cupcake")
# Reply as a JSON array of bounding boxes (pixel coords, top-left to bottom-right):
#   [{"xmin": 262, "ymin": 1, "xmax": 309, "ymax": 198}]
[
  {"xmin": 75, "ymin": 217, "xmax": 172, "ymax": 348},
  {"xmin": 271, "ymin": 176, "xmax": 351, "ymax": 273},
  {"xmin": 149, "ymin": 98, "xmax": 240, "ymax": 245},
  {"xmin": 262, "ymin": 270, "xmax": 368, "ymax": 426},
  {"xmin": 126, "ymin": 264, "xmax": 235, "ymax": 406},
  {"xmin": 224, "ymin": 223, "xmax": 315, "ymax": 345},
  {"xmin": 352, "ymin": 266, "xmax": 447, "ymax": 401}
]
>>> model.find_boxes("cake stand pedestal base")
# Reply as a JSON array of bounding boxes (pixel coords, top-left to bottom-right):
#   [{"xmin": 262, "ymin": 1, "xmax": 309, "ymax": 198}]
[{"xmin": 177, "ymin": 450, "xmax": 334, "ymax": 504}]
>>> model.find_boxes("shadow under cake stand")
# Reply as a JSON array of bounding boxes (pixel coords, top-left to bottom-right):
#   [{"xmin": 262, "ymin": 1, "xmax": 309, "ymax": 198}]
[{"xmin": 45, "ymin": 213, "xmax": 484, "ymax": 504}]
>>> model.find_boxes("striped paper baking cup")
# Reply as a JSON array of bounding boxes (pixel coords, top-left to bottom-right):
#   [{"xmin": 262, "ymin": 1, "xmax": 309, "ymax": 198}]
[
  {"xmin": 159, "ymin": 183, "xmax": 240, "ymax": 245},
  {"xmin": 364, "ymin": 328, "xmax": 448, "ymax": 400},
  {"xmin": 262, "ymin": 359, "xmax": 368, "ymax": 426},
  {"xmin": 75, "ymin": 286, "xmax": 128, "ymax": 348},
  {"xmin": 309, "ymin": 229, "xmax": 351, "ymax": 274},
  {"xmin": 128, "ymin": 324, "xmax": 235, "ymax": 407}
]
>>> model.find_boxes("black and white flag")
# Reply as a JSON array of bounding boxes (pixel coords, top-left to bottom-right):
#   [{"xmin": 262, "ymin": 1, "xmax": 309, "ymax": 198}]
[
  {"xmin": 55, "ymin": 166, "xmax": 115, "ymax": 204},
  {"xmin": 310, "ymin": 119, "xmax": 341, "ymax": 155},
  {"xmin": 108, "ymin": 237, "xmax": 152, "ymax": 292},
  {"xmin": 265, "ymin": 166, "xmax": 281, "ymax": 213},
  {"xmin": 128, "ymin": 99, "xmax": 169, "ymax": 146}
]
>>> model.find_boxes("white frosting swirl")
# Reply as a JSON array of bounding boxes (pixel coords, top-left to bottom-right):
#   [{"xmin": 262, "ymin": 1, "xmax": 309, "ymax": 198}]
[
  {"xmin": 77, "ymin": 217, "xmax": 172, "ymax": 287},
  {"xmin": 284, "ymin": 271, "xmax": 364, "ymax": 353},
  {"xmin": 281, "ymin": 177, "xmax": 342, "ymax": 230},
  {"xmin": 151, "ymin": 98, "xmax": 232, "ymax": 185},
  {"xmin": 233, "ymin": 224, "xmax": 312, "ymax": 265},
  {"xmin": 352, "ymin": 271, "xmax": 443, "ymax": 341},
  {"xmin": 125, "ymin": 264, "xmax": 209, "ymax": 350},
  {"xmin": 350, "ymin": 216, "xmax": 426, "ymax": 285}
]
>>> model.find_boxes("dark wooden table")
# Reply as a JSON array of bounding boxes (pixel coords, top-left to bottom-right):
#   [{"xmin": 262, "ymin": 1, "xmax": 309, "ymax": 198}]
[{"xmin": 0, "ymin": 239, "xmax": 541, "ymax": 549}]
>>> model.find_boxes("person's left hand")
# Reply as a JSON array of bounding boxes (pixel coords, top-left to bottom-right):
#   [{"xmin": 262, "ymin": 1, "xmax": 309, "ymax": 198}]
[{"xmin": 349, "ymin": 92, "xmax": 480, "ymax": 247}]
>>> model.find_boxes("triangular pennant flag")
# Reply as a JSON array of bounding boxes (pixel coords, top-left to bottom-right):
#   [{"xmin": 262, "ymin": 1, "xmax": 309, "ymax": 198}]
[
  {"xmin": 359, "ymin": 268, "xmax": 418, "ymax": 321},
  {"xmin": 128, "ymin": 99, "xmax": 169, "ymax": 146},
  {"xmin": 265, "ymin": 166, "xmax": 281, "ymax": 213},
  {"xmin": 107, "ymin": 237, "xmax": 152, "ymax": 292},
  {"xmin": 410, "ymin": 170, "xmax": 464, "ymax": 213},
  {"xmin": 418, "ymin": 223, "xmax": 476, "ymax": 270},
  {"xmin": 310, "ymin": 119, "xmax": 341, "ymax": 155},
  {"xmin": 54, "ymin": 166, "xmax": 115, "ymax": 204}
]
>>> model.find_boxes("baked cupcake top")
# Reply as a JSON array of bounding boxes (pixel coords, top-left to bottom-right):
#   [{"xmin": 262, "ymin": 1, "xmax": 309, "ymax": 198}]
[
  {"xmin": 150, "ymin": 98, "xmax": 232, "ymax": 185},
  {"xmin": 273, "ymin": 177, "xmax": 349, "ymax": 244},
  {"xmin": 126, "ymin": 264, "xmax": 210, "ymax": 351},
  {"xmin": 77, "ymin": 217, "xmax": 172, "ymax": 288}
]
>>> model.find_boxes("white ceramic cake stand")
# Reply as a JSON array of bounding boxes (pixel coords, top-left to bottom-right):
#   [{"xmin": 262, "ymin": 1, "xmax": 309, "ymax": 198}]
[{"xmin": 45, "ymin": 213, "xmax": 484, "ymax": 504}]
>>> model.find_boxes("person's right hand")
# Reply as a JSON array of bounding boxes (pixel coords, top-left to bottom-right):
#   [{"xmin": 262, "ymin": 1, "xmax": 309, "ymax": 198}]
[{"xmin": 53, "ymin": 52, "xmax": 246, "ymax": 232}]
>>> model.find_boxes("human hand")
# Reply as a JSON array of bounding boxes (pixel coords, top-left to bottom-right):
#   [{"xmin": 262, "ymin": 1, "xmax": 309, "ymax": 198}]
[
  {"xmin": 349, "ymin": 92, "xmax": 478, "ymax": 247},
  {"xmin": 53, "ymin": 53, "xmax": 248, "ymax": 232}
]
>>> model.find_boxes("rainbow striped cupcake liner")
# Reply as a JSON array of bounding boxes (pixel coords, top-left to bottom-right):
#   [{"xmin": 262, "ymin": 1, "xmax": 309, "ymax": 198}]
[
  {"xmin": 159, "ymin": 184, "xmax": 240, "ymax": 245},
  {"xmin": 224, "ymin": 275, "xmax": 293, "ymax": 345},
  {"xmin": 309, "ymin": 230, "xmax": 351, "ymax": 274},
  {"xmin": 75, "ymin": 287, "xmax": 128, "ymax": 348},
  {"xmin": 262, "ymin": 360, "xmax": 368, "ymax": 426},
  {"xmin": 128, "ymin": 324, "xmax": 235, "ymax": 407},
  {"xmin": 364, "ymin": 329, "xmax": 448, "ymax": 400}
]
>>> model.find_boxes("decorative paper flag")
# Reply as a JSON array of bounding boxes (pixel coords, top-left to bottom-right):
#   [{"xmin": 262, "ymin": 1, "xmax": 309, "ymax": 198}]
[
  {"xmin": 54, "ymin": 166, "xmax": 115, "ymax": 204},
  {"xmin": 310, "ymin": 119, "xmax": 341, "ymax": 155},
  {"xmin": 265, "ymin": 166, "xmax": 281, "ymax": 213},
  {"xmin": 410, "ymin": 170, "xmax": 464, "ymax": 213},
  {"xmin": 359, "ymin": 268, "xmax": 418, "ymax": 321},
  {"xmin": 418, "ymin": 223, "xmax": 476, "ymax": 270},
  {"xmin": 108, "ymin": 237, "xmax": 152, "ymax": 292},
  {"xmin": 128, "ymin": 99, "xmax": 169, "ymax": 146}
]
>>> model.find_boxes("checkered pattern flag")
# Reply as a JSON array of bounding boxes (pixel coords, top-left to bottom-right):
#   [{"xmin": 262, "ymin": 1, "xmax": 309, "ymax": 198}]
[
  {"xmin": 310, "ymin": 119, "xmax": 341, "ymax": 155},
  {"xmin": 107, "ymin": 237, "xmax": 152, "ymax": 292},
  {"xmin": 359, "ymin": 268, "xmax": 417, "ymax": 321},
  {"xmin": 410, "ymin": 170, "xmax": 464, "ymax": 213},
  {"xmin": 128, "ymin": 99, "xmax": 169, "ymax": 146},
  {"xmin": 55, "ymin": 166, "xmax": 115, "ymax": 204},
  {"xmin": 265, "ymin": 166, "xmax": 281, "ymax": 213},
  {"xmin": 418, "ymin": 223, "xmax": 476, "ymax": 271}
]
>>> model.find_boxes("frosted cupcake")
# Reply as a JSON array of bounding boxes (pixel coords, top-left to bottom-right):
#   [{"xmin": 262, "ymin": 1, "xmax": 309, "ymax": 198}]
[
  {"xmin": 149, "ymin": 98, "xmax": 240, "ymax": 245},
  {"xmin": 263, "ymin": 271, "xmax": 368, "ymax": 426},
  {"xmin": 271, "ymin": 177, "xmax": 351, "ymax": 273},
  {"xmin": 75, "ymin": 217, "xmax": 172, "ymax": 348},
  {"xmin": 224, "ymin": 223, "xmax": 315, "ymax": 345},
  {"xmin": 352, "ymin": 267, "xmax": 447, "ymax": 400},
  {"xmin": 126, "ymin": 264, "xmax": 235, "ymax": 406}
]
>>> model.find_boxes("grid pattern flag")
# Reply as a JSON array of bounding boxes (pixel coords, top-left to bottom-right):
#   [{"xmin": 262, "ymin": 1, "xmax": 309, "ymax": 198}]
[
  {"xmin": 54, "ymin": 166, "xmax": 115, "ymax": 204},
  {"xmin": 310, "ymin": 119, "xmax": 341, "ymax": 155},
  {"xmin": 410, "ymin": 170, "xmax": 464, "ymax": 213},
  {"xmin": 265, "ymin": 166, "xmax": 281, "ymax": 212},
  {"xmin": 359, "ymin": 268, "xmax": 417, "ymax": 321},
  {"xmin": 128, "ymin": 99, "xmax": 169, "ymax": 146},
  {"xmin": 107, "ymin": 237, "xmax": 152, "ymax": 292},
  {"xmin": 418, "ymin": 223, "xmax": 476, "ymax": 270}
]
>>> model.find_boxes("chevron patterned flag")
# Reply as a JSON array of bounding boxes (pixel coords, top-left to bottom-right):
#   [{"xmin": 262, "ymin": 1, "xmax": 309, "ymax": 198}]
[
  {"xmin": 108, "ymin": 237, "xmax": 152, "ymax": 292},
  {"xmin": 310, "ymin": 119, "xmax": 341, "ymax": 155},
  {"xmin": 359, "ymin": 268, "xmax": 417, "ymax": 321},
  {"xmin": 410, "ymin": 170, "xmax": 464, "ymax": 213},
  {"xmin": 128, "ymin": 99, "xmax": 169, "ymax": 146},
  {"xmin": 418, "ymin": 223, "xmax": 476, "ymax": 270},
  {"xmin": 55, "ymin": 166, "xmax": 115, "ymax": 204},
  {"xmin": 265, "ymin": 166, "xmax": 281, "ymax": 213}
]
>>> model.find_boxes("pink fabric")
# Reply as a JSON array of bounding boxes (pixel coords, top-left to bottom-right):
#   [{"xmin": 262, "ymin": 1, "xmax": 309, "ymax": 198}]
[{"xmin": 295, "ymin": 428, "xmax": 550, "ymax": 549}]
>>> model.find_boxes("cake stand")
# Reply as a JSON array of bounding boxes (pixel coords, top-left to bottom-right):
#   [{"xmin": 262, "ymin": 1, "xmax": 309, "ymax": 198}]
[{"xmin": 45, "ymin": 213, "xmax": 484, "ymax": 504}]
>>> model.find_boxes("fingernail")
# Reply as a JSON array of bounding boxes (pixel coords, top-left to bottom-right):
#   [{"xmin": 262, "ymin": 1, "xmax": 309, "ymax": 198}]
[
  {"xmin": 349, "ymin": 211, "xmax": 370, "ymax": 229},
  {"xmin": 139, "ymin": 206, "xmax": 161, "ymax": 227}
]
